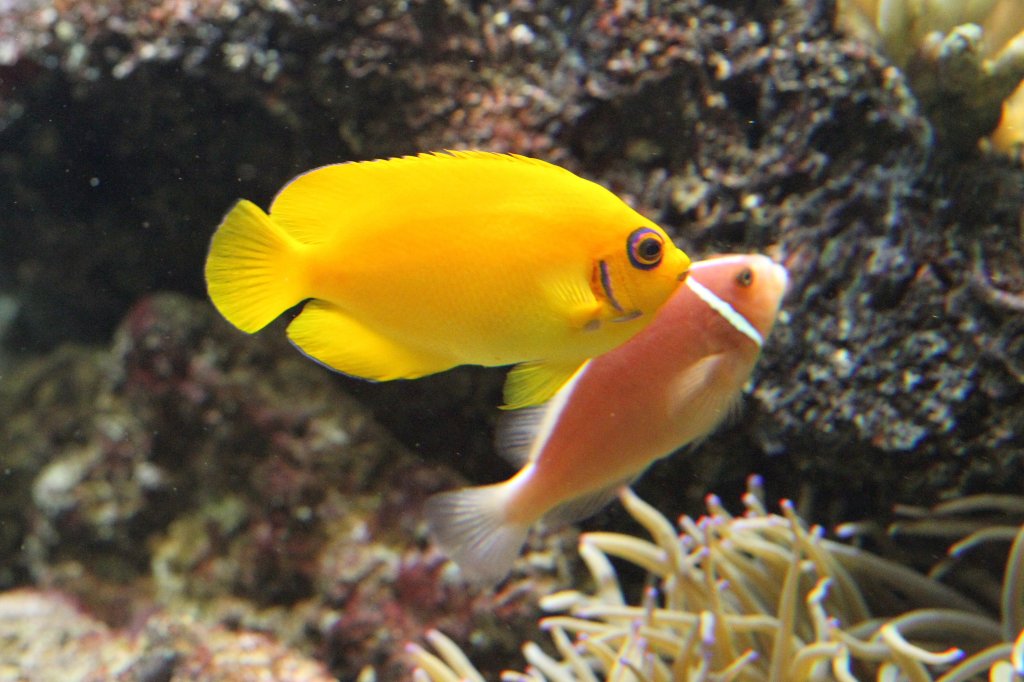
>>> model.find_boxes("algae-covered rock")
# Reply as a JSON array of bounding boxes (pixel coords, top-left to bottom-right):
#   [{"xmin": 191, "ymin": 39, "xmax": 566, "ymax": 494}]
[
  {"xmin": 0, "ymin": 588, "xmax": 338, "ymax": 682},
  {"xmin": 0, "ymin": 294, "xmax": 563, "ymax": 679}
]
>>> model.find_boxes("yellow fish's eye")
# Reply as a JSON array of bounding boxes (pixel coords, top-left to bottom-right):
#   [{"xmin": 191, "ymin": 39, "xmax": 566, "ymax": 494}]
[
  {"xmin": 736, "ymin": 267, "xmax": 754, "ymax": 287},
  {"xmin": 627, "ymin": 228, "xmax": 664, "ymax": 270}
]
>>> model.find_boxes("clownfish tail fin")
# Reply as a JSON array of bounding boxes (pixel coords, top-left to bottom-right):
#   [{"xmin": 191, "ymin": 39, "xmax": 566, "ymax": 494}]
[{"xmin": 425, "ymin": 483, "xmax": 527, "ymax": 585}]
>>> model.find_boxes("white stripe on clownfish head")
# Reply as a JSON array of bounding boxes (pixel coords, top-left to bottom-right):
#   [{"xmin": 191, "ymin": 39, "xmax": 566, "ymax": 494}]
[{"xmin": 685, "ymin": 277, "xmax": 763, "ymax": 348}]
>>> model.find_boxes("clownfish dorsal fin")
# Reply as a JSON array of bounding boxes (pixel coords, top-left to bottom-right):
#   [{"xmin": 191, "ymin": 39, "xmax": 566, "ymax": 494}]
[
  {"xmin": 495, "ymin": 360, "xmax": 592, "ymax": 465},
  {"xmin": 494, "ymin": 403, "xmax": 549, "ymax": 467}
]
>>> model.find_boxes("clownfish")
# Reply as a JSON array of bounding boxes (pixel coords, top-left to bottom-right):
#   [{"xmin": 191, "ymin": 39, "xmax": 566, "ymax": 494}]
[
  {"xmin": 426, "ymin": 254, "xmax": 788, "ymax": 582},
  {"xmin": 204, "ymin": 151, "xmax": 691, "ymax": 409}
]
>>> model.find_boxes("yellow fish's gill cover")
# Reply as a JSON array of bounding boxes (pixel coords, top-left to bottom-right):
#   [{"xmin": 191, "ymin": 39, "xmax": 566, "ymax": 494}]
[{"xmin": 204, "ymin": 151, "xmax": 691, "ymax": 408}]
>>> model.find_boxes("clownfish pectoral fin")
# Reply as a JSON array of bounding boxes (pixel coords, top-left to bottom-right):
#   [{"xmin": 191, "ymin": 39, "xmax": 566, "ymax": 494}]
[
  {"xmin": 668, "ymin": 353, "xmax": 724, "ymax": 407},
  {"xmin": 542, "ymin": 477, "xmax": 633, "ymax": 529},
  {"xmin": 205, "ymin": 199, "xmax": 307, "ymax": 333},
  {"xmin": 425, "ymin": 483, "xmax": 528, "ymax": 585},
  {"xmin": 667, "ymin": 353, "xmax": 743, "ymax": 442},
  {"xmin": 287, "ymin": 301, "xmax": 453, "ymax": 381},
  {"xmin": 501, "ymin": 360, "xmax": 589, "ymax": 410}
]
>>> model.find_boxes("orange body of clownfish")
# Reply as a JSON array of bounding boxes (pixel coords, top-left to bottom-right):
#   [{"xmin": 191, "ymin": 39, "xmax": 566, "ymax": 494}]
[
  {"xmin": 203, "ymin": 151, "xmax": 691, "ymax": 409},
  {"xmin": 426, "ymin": 254, "xmax": 789, "ymax": 583}
]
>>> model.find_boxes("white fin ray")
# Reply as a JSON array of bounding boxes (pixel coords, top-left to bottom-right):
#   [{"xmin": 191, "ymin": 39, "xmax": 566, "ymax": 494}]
[{"xmin": 668, "ymin": 352, "xmax": 747, "ymax": 452}]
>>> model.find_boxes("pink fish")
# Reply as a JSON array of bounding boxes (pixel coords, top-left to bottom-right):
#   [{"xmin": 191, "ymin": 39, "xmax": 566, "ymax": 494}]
[{"xmin": 426, "ymin": 254, "xmax": 788, "ymax": 583}]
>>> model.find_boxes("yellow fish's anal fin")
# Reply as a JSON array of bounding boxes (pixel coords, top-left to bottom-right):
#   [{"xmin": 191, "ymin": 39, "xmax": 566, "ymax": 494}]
[
  {"xmin": 205, "ymin": 199, "xmax": 306, "ymax": 333},
  {"xmin": 501, "ymin": 360, "xmax": 588, "ymax": 410},
  {"xmin": 286, "ymin": 300, "xmax": 453, "ymax": 381}
]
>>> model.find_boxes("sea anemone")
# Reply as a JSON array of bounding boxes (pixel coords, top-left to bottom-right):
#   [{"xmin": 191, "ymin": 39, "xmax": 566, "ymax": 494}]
[
  {"xmin": 409, "ymin": 478, "xmax": 1024, "ymax": 681},
  {"xmin": 835, "ymin": 0, "xmax": 1024, "ymax": 156}
]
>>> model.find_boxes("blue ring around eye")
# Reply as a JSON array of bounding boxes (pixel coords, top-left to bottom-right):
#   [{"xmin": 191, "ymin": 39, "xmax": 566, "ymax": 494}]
[{"xmin": 627, "ymin": 227, "xmax": 664, "ymax": 270}]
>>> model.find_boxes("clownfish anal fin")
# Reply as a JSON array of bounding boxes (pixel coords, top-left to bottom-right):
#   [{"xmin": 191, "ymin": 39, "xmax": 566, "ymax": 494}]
[{"xmin": 542, "ymin": 476, "xmax": 635, "ymax": 530}]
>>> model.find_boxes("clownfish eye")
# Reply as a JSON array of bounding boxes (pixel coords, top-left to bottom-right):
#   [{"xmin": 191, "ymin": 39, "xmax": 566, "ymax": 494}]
[
  {"xmin": 736, "ymin": 267, "xmax": 754, "ymax": 287},
  {"xmin": 627, "ymin": 228, "xmax": 664, "ymax": 270}
]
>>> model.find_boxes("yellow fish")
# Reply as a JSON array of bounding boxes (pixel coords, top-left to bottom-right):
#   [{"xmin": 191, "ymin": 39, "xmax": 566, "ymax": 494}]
[{"xmin": 204, "ymin": 151, "xmax": 691, "ymax": 408}]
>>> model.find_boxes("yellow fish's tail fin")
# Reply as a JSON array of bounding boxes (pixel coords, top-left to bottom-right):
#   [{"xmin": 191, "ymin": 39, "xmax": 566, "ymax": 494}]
[
  {"xmin": 501, "ymin": 360, "xmax": 590, "ymax": 410},
  {"xmin": 205, "ymin": 199, "xmax": 307, "ymax": 333},
  {"xmin": 424, "ymin": 483, "xmax": 528, "ymax": 584}
]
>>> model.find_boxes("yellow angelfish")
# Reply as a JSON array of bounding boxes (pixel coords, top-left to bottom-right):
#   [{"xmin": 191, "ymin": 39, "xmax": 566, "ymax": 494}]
[{"xmin": 204, "ymin": 151, "xmax": 691, "ymax": 408}]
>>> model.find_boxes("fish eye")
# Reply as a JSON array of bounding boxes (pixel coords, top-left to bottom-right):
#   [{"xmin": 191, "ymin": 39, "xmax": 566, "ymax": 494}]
[
  {"xmin": 736, "ymin": 268, "xmax": 754, "ymax": 287},
  {"xmin": 627, "ymin": 228, "xmax": 664, "ymax": 270}
]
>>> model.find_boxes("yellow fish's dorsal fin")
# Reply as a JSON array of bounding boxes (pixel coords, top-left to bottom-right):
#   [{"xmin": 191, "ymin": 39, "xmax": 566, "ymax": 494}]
[
  {"xmin": 286, "ymin": 300, "xmax": 454, "ymax": 381},
  {"xmin": 501, "ymin": 359, "xmax": 589, "ymax": 410},
  {"xmin": 205, "ymin": 199, "xmax": 307, "ymax": 333},
  {"xmin": 268, "ymin": 151, "xmax": 581, "ymax": 244},
  {"xmin": 268, "ymin": 165, "xmax": 353, "ymax": 244},
  {"xmin": 433, "ymin": 149, "xmax": 574, "ymax": 173}
]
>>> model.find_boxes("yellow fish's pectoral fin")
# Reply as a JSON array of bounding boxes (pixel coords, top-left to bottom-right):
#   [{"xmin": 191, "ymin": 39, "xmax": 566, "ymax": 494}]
[
  {"xmin": 286, "ymin": 300, "xmax": 453, "ymax": 381},
  {"xmin": 500, "ymin": 360, "xmax": 589, "ymax": 410},
  {"xmin": 546, "ymin": 271, "xmax": 607, "ymax": 330}
]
